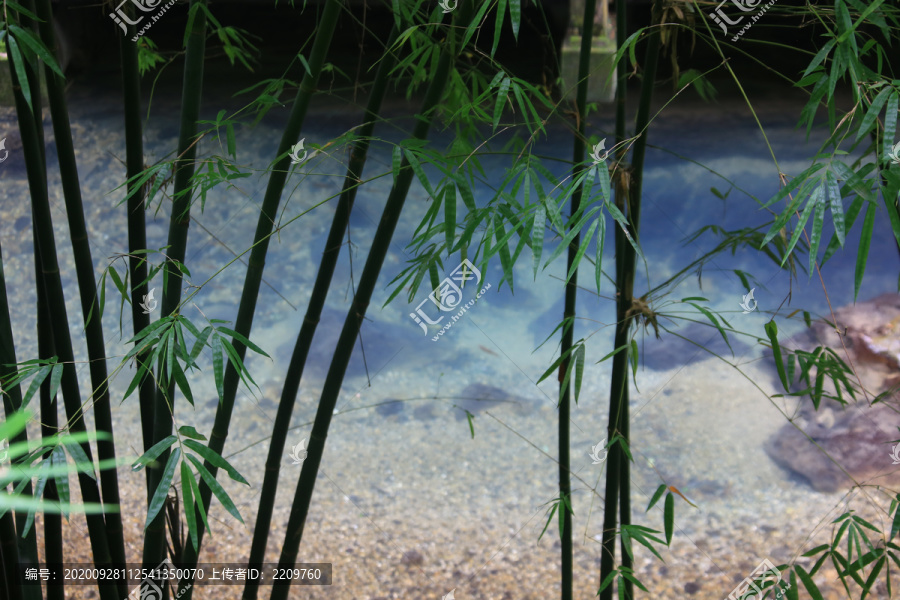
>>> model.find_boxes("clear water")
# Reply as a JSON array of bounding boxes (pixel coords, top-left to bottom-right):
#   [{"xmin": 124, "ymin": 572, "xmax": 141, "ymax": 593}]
[{"xmin": 2, "ymin": 76, "xmax": 899, "ymax": 598}]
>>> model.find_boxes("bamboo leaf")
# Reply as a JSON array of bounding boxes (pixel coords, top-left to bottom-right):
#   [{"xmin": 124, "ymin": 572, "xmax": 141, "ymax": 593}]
[
  {"xmin": 8, "ymin": 36, "xmax": 33, "ymax": 113},
  {"xmin": 532, "ymin": 204, "xmax": 545, "ymax": 279},
  {"xmin": 444, "ymin": 184, "xmax": 456, "ymax": 251},
  {"xmin": 172, "ymin": 361, "xmax": 194, "ymax": 407},
  {"xmin": 565, "ymin": 220, "xmax": 598, "ymax": 284},
  {"xmin": 492, "ymin": 0, "xmax": 507, "ymax": 58},
  {"xmin": 21, "ymin": 363, "xmax": 52, "ymax": 409},
  {"xmin": 573, "ymin": 344, "xmax": 585, "ymax": 404},
  {"xmin": 595, "ymin": 211, "xmax": 605, "ymax": 292},
  {"xmin": 212, "ymin": 334, "xmax": 225, "ymax": 402},
  {"xmin": 184, "ymin": 462, "xmax": 209, "ymax": 544},
  {"xmin": 51, "ymin": 446, "xmax": 69, "ymax": 519},
  {"xmin": 61, "ymin": 437, "xmax": 95, "ymax": 480},
  {"xmin": 808, "ymin": 187, "xmax": 826, "ymax": 275},
  {"xmin": 664, "ymin": 492, "xmax": 674, "ymax": 545},
  {"xmin": 646, "ymin": 484, "xmax": 667, "ymax": 511},
  {"xmin": 508, "ymin": 0, "xmax": 521, "ymax": 39},
  {"xmin": 132, "ymin": 435, "xmax": 177, "ymax": 472},
  {"xmin": 182, "ymin": 439, "xmax": 249, "ymax": 485},
  {"xmin": 145, "ymin": 448, "xmax": 180, "ymax": 528},
  {"xmin": 826, "ymin": 169, "xmax": 845, "ymax": 246},
  {"xmin": 765, "ymin": 320, "xmax": 790, "ymax": 392},
  {"xmin": 186, "ymin": 454, "xmax": 244, "ymax": 523},
  {"xmin": 794, "ymin": 565, "xmax": 825, "ymax": 600},
  {"xmin": 856, "ymin": 86, "xmax": 891, "ymax": 142},
  {"xmin": 883, "ymin": 91, "xmax": 898, "ymax": 160},
  {"xmin": 493, "ymin": 76, "xmax": 510, "ymax": 131},
  {"xmin": 216, "ymin": 327, "xmax": 271, "ymax": 358},
  {"xmin": 181, "ymin": 461, "xmax": 199, "ymax": 551},
  {"xmin": 854, "ymin": 200, "xmax": 876, "ymax": 301}
]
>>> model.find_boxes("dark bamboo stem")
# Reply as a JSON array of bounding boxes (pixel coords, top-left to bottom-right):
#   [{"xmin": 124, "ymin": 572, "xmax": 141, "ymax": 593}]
[
  {"xmin": 36, "ymin": 237, "xmax": 65, "ymax": 600},
  {"xmin": 558, "ymin": 0, "xmax": 599, "ymax": 594},
  {"xmin": 240, "ymin": 25, "xmax": 399, "ymax": 600},
  {"xmin": 0, "ymin": 242, "xmax": 31, "ymax": 600},
  {"xmin": 32, "ymin": 1, "xmax": 127, "ymax": 588},
  {"xmin": 6, "ymin": 27, "xmax": 119, "ymax": 600},
  {"xmin": 142, "ymin": 0, "xmax": 209, "ymax": 581},
  {"xmin": 118, "ymin": 4, "xmax": 155, "ymax": 501},
  {"xmin": 269, "ymin": 3, "xmax": 473, "ymax": 598}
]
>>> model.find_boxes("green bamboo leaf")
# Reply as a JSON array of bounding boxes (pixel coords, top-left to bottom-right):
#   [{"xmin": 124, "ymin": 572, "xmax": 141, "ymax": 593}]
[
  {"xmin": 123, "ymin": 363, "xmax": 149, "ymax": 402},
  {"xmin": 23, "ymin": 459, "xmax": 50, "ymax": 535},
  {"xmin": 132, "ymin": 435, "xmax": 177, "ymax": 472},
  {"xmin": 184, "ymin": 462, "xmax": 209, "ymax": 544},
  {"xmin": 664, "ymin": 492, "xmax": 674, "ymax": 545},
  {"xmin": 493, "ymin": 214, "xmax": 514, "ymax": 292},
  {"xmin": 212, "ymin": 334, "xmax": 225, "ymax": 402},
  {"xmin": 455, "ymin": 173, "xmax": 476, "ymax": 212},
  {"xmin": 854, "ymin": 200, "xmax": 877, "ymax": 301},
  {"xmin": 532, "ymin": 205, "xmax": 545, "ymax": 279},
  {"xmin": 178, "ymin": 426, "xmax": 207, "ymax": 441},
  {"xmin": 216, "ymin": 327, "xmax": 271, "ymax": 358},
  {"xmin": 51, "ymin": 446, "xmax": 70, "ymax": 519},
  {"xmin": 466, "ymin": 412, "xmax": 475, "ymax": 439},
  {"xmin": 186, "ymin": 454, "xmax": 243, "ymax": 523},
  {"xmin": 630, "ymin": 338, "xmax": 638, "ymax": 377},
  {"xmin": 808, "ymin": 187, "xmax": 826, "ymax": 275},
  {"xmin": 444, "ymin": 184, "xmax": 456, "ymax": 251},
  {"xmin": 9, "ymin": 24, "xmax": 65, "ymax": 80},
  {"xmin": 188, "ymin": 326, "xmax": 213, "ymax": 368},
  {"xmin": 226, "ymin": 122, "xmax": 236, "ymax": 157},
  {"xmin": 493, "ymin": 76, "xmax": 510, "ymax": 131},
  {"xmin": 403, "ymin": 147, "xmax": 436, "ymax": 199},
  {"xmin": 172, "ymin": 361, "xmax": 194, "ymax": 407},
  {"xmin": 165, "ymin": 328, "xmax": 175, "ymax": 384},
  {"xmin": 221, "ymin": 337, "xmax": 259, "ymax": 390},
  {"xmin": 182, "ymin": 439, "xmax": 249, "ymax": 485},
  {"xmin": 646, "ymin": 484, "xmax": 667, "ymax": 511},
  {"xmin": 565, "ymin": 220, "xmax": 598, "ymax": 284},
  {"xmin": 765, "ymin": 320, "xmax": 789, "ymax": 392},
  {"xmin": 21, "ymin": 363, "xmax": 52, "ymax": 409},
  {"xmin": 881, "ymin": 171, "xmax": 900, "ymax": 251},
  {"xmin": 826, "ymin": 170, "xmax": 845, "ymax": 246},
  {"xmin": 461, "ymin": 0, "xmax": 494, "ymax": 50},
  {"xmin": 181, "ymin": 461, "xmax": 199, "ymax": 551},
  {"xmin": 883, "ymin": 91, "xmax": 898, "ymax": 160},
  {"xmin": 492, "ymin": 0, "xmax": 507, "ymax": 58},
  {"xmin": 794, "ymin": 565, "xmax": 825, "ymax": 600},
  {"xmin": 61, "ymin": 437, "xmax": 95, "ymax": 480},
  {"xmin": 856, "ymin": 86, "xmax": 891, "ymax": 142},
  {"xmin": 508, "ymin": 0, "xmax": 521, "ymax": 39},
  {"xmin": 7, "ymin": 36, "xmax": 33, "ymax": 113},
  {"xmin": 145, "ymin": 448, "xmax": 180, "ymax": 528},
  {"xmin": 573, "ymin": 344, "xmax": 585, "ymax": 404},
  {"xmin": 595, "ymin": 211, "xmax": 605, "ymax": 292}
]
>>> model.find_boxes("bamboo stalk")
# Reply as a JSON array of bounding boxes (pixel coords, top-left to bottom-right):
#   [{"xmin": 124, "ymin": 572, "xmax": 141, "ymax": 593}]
[
  {"xmin": 118, "ymin": 4, "xmax": 156, "ymax": 502},
  {"xmin": 240, "ymin": 25, "xmax": 399, "ymax": 600},
  {"xmin": 142, "ymin": 0, "xmax": 209, "ymax": 581},
  {"xmin": 174, "ymin": 1, "xmax": 346, "ymax": 596},
  {"xmin": 558, "ymin": 0, "xmax": 599, "ymax": 594},
  {"xmin": 0, "ymin": 243, "xmax": 34, "ymax": 600},
  {"xmin": 32, "ymin": 1, "xmax": 128, "ymax": 588},
  {"xmin": 6, "ymin": 31, "xmax": 119, "ymax": 600},
  {"xmin": 269, "ymin": 4, "xmax": 474, "ymax": 598},
  {"xmin": 36, "ymin": 239, "xmax": 65, "ymax": 600}
]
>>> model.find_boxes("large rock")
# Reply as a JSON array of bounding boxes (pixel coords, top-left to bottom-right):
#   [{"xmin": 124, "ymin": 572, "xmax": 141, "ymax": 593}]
[{"xmin": 766, "ymin": 293, "xmax": 900, "ymax": 492}]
